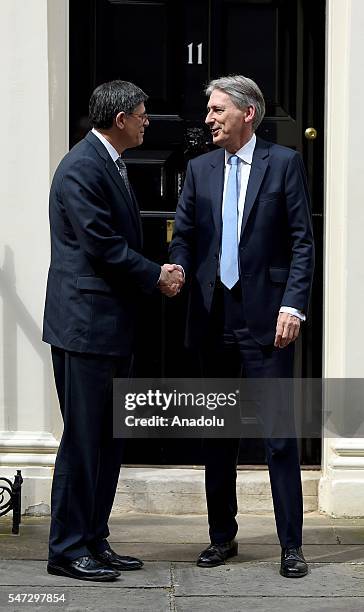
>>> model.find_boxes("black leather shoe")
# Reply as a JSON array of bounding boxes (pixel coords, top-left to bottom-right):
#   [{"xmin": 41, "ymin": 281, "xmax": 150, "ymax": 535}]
[
  {"xmin": 47, "ymin": 555, "xmax": 120, "ymax": 581},
  {"xmin": 94, "ymin": 548, "xmax": 144, "ymax": 571},
  {"xmin": 197, "ymin": 540, "xmax": 238, "ymax": 567},
  {"xmin": 280, "ymin": 547, "xmax": 308, "ymax": 578}
]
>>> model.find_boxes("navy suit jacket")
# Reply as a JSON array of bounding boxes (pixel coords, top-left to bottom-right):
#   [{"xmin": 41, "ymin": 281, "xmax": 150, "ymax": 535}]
[
  {"xmin": 170, "ymin": 137, "xmax": 315, "ymax": 348},
  {"xmin": 43, "ymin": 131, "xmax": 160, "ymax": 356}
]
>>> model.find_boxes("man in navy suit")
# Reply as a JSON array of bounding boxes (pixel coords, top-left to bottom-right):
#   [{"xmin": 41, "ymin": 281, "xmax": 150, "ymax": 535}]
[
  {"xmin": 170, "ymin": 75, "xmax": 314, "ymax": 577},
  {"xmin": 43, "ymin": 80, "xmax": 183, "ymax": 581}
]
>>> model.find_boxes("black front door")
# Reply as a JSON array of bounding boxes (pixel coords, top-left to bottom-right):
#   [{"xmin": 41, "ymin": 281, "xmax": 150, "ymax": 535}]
[{"xmin": 70, "ymin": 0, "xmax": 324, "ymax": 465}]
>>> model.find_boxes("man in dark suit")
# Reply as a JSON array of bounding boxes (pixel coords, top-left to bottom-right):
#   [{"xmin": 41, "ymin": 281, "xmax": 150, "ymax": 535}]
[
  {"xmin": 43, "ymin": 80, "xmax": 182, "ymax": 581},
  {"xmin": 170, "ymin": 75, "xmax": 314, "ymax": 577}
]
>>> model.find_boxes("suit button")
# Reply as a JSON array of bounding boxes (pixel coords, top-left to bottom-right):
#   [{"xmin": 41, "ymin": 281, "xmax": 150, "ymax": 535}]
[
  {"xmin": 214, "ymin": 253, "xmax": 218, "ymax": 259},
  {"xmin": 209, "ymin": 281, "xmax": 214, "ymax": 288}
]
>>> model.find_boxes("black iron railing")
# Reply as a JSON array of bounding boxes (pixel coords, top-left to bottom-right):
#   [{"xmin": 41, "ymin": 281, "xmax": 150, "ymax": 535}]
[{"xmin": 0, "ymin": 470, "xmax": 23, "ymax": 534}]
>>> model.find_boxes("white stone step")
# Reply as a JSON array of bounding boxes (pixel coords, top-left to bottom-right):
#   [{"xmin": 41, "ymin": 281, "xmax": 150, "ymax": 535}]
[{"xmin": 113, "ymin": 468, "xmax": 319, "ymax": 515}]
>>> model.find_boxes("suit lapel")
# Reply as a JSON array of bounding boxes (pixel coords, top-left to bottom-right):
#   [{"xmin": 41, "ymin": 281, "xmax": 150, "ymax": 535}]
[
  {"xmin": 129, "ymin": 184, "xmax": 144, "ymax": 244},
  {"xmin": 208, "ymin": 149, "xmax": 225, "ymax": 235},
  {"xmin": 105, "ymin": 156, "xmax": 142, "ymax": 234},
  {"xmin": 240, "ymin": 138, "xmax": 269, "ymax": 238},
  {"xmin": 85, "ymin": 132, "xmax": 142, "ymax": 238}
]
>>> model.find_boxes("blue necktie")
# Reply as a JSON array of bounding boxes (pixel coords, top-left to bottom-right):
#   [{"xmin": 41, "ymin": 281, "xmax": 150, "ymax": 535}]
[{"xmin": 220, "ymin": 155, "xmax": 240, "ymax": 289}]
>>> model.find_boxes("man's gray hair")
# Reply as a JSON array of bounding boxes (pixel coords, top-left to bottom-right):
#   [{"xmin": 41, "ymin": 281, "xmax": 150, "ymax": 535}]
[{"xmin": 205, "ymin": 75, "xmax": 265, "ymax": 131}]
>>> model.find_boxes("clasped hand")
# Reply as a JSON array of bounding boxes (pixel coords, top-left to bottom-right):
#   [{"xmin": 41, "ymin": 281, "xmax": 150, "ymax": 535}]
[{"xmin": 158, "ymin": 264, "xmax": 184, "ymax": 297}]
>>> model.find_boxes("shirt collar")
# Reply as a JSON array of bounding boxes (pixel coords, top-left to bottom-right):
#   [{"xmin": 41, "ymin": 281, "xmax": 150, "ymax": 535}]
[
  {"xmin": 224, "ymin": 133, "xmax": 256, "ymax": 165},
  {"xmin": 92, "ymin": 128, "xmax": 120, "ymax": 162}
]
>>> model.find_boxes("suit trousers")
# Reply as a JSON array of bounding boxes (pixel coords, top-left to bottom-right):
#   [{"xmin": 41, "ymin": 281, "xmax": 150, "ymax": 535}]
[
  {"xmin": 49, "ymin": 347, "xmax": 132, "ymax": 562},
  {"xmin": 200, "ymin": 282, "xmax": 303, "ymax": 548}
]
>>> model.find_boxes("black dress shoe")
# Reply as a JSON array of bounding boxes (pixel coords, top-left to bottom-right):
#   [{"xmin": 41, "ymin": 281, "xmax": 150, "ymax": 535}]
[
  {"xmin": 280, "ymin": 547, "xmax": 308, "ymax": 578},
  {"xmin": 94, "ymin": 548, "xmax": 144, "ymax": 571},
  {"xmin": 197, "ymin": 540, "xmax": 238, "ymax": 567},
  {"xmin": 47, "ymin": 555, "xmax": 120, "ymax": 581}
]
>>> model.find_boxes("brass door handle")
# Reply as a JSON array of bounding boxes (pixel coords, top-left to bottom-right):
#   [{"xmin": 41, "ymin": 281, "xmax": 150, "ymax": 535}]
[
  {"xmin": 305, "ymin": 127, "xmax": 317, "ymax": 140},
  {"xmin": 166, "ymin": 219, "xmax": 175, "ymax": 244}
]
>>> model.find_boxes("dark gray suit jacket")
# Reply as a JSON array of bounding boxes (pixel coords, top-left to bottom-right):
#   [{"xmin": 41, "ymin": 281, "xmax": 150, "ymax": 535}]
[
  {"xmin": 43, "ymin": 131, "xmax": 160, "ymax": 356},
  {"xmin": 170, "ymin": 137, "xmax": 315, "ymax": 347}
]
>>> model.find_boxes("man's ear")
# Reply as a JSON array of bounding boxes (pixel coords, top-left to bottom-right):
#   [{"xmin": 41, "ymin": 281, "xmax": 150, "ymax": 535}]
[
  {"xmin": 115, "ymin": 111, "xmax": 126, "ymax": 130},
  {"xmin": 243, "ymin": 105, "xmax": 256, "ymax": 125}
]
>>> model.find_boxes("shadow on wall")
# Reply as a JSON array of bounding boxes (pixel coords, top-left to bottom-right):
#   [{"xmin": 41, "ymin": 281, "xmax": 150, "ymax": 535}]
[{"xmin": 0, "ymin": 245, "xmax": 55, "ymax": 434}]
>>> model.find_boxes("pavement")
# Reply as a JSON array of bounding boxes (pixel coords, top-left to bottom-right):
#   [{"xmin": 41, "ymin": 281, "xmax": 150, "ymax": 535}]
[{"xmin": 1, "ymin": 512, "xmax": 364, "ymax": 611}]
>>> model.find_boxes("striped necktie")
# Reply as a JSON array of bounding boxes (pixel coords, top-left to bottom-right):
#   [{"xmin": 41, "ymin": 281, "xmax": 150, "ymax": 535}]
[{"xmin": 115, "ymin": 157, "xmax": 132, "ymax": 198}]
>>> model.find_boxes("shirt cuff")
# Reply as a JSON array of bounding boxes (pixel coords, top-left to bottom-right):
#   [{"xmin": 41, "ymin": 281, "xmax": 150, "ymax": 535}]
[
  {"xmin": 157, "ymin": 266, "xmax": 162, "ymax": 285},
  {"xmin": 279, "ymin": 306, "xmax": 306, "ymax": 322}
]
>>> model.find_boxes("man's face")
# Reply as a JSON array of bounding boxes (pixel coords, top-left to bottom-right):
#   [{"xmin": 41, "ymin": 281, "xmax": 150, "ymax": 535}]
[
  {"xmin": 205, "ymin": 89, "xmax": 251, "ymax": 153},
  {"xmin": 123, "ymin": 102, "xmax": 149, "ymax": 148}
]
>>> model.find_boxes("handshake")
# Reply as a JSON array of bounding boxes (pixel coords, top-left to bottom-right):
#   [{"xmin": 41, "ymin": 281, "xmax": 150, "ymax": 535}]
[{"xmin": 158, "ymin": 263, "xmax": 185, "ymax": 297}]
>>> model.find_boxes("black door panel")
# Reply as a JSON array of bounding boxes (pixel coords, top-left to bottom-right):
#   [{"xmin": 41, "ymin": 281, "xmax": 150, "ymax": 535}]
[{"xmin": 69, "ymin": 0, "xmax": 324, "ymax": 465}]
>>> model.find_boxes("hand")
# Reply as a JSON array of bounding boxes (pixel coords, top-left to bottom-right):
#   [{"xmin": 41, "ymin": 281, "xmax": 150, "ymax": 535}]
[
  {"xmin": 158, "ymin": 264, "xmax": 184, "ymax": 297},
  {"xmin": 274, "ymin": 312, "xmax": 301, "ymax": 348}
]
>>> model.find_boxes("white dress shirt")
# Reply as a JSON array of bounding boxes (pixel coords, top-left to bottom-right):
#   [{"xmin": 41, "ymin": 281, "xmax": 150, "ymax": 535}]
[
  {"xmin": 92, "ymin": 128, "xmax": 120, "ymax": 164},
  {"xmin": 222, "ymin": 133, "xmax": 256, "ymax": 239},
  {"xmin": 222, "ymin": 134, "xmax": 305, "ymax": 321}
]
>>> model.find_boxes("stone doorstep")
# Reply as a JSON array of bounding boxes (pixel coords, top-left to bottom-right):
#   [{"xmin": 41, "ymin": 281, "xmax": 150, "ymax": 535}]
[{"xmin": 113, "ymin": 468, "xmax": 319, "ymax": 515}]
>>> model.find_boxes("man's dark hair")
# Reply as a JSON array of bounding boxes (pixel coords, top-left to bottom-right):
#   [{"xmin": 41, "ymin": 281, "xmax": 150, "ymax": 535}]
[{"xmin": 89, "ymin": 80, "xmax": 148, "ymax": 129}]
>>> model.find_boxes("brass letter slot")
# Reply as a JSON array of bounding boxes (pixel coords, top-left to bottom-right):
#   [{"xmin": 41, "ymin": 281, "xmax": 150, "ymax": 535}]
[{"xmin": 166, "ymin": 219, "xmax": 175, "ymax": 244}]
